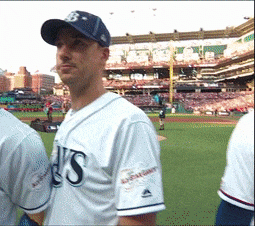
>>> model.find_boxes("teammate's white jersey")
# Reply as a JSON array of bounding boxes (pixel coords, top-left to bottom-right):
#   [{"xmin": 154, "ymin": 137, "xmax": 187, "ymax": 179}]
[
  {"xmin": 0, "ymin": 108, "xmax": 52, "ymax": 225},
  {"xmin": 44, "ymin": 92, "xmax": 166, "ymax": 225},
  {"xmin": 218, "ymin": 110, "xmax": 254, "ymax": 211}
]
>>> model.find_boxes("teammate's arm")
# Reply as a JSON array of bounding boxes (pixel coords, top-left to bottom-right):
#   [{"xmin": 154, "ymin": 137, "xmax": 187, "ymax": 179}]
[
  {"xmin": 215, "ymin": 199, "xmax": 254, "ymax": 225},
  {"xmin": 118, "ymin": 213, "xmax": 157, "ymax": 226},
  {"xmin": 19, "ymin": 212, "xmax": 44, "ymax": 226}
]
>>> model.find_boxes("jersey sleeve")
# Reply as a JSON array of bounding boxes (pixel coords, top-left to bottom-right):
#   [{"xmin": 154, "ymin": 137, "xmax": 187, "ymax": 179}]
[
  {"xmin": 2, "ymin": 131, "xmax": 52, "ymax": 214},
  {"xmin": 114, "ymin": 121, "xmax": 166, "ymax": 216},
  {"xmin": 218, "ymin": 112, "xmax": 254, "ymax": 211}
]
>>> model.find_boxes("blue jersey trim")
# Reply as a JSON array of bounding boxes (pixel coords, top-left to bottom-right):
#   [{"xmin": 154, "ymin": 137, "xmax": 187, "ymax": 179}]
[
  {"xmin": 219, "ymin": 189, "xmax": 254, "ymax": 207},
  {"xmin": 18, "ymin": 194, "xmax": 51, "ymax": 211},
  {"xmin": 117, "ymin": 202, "xmax": 165, "ymax": 211}
]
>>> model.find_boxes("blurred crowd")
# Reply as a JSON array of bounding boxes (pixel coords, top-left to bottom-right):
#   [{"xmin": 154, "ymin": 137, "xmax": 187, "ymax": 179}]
[
  {"xmin": 2, "ymin": 90, "xmax": 253, "ymax": 114},
  {"xmin": 123, "ymin": 95, "xmax": 159, "ymax": 107},
  {"xmin": 159, "ymin": 91, "xmax": 254, "ymax": 112}
]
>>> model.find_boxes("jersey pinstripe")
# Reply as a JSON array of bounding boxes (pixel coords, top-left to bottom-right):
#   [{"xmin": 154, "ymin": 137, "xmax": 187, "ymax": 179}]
[
  {"xmin": 0, "ymin": 108, "xmax": 52, "ymax": 225},
  {"xmin": 44, "ymin": 92, "xmax": 165, "ymax": 225}
]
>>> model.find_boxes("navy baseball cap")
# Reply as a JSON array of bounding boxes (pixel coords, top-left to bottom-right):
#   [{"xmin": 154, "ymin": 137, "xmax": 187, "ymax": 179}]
[{"xmin": 41, "ymin": 10, "xmax": 111, "ymax": 47}]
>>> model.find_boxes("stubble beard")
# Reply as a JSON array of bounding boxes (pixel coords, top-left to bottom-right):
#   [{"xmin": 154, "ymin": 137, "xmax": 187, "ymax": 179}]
[{"xmin": 58, "ymin": 69, "xmax": 94, "ymax": 97}]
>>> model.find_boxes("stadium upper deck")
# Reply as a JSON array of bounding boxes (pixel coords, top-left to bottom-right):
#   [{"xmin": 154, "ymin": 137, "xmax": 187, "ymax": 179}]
[
  {"xmin": 104, "ymin": 18, "xmax": 254, "ymax": 89},
  {"xmin": 110, "ymin": 17, "xmax": 254, "ymax": 44}
]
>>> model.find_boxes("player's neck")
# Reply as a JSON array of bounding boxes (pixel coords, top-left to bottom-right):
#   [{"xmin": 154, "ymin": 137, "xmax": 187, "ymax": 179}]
[{"xmin": 69, "ymin": 84, "xmax": 107, "ymax": 111}]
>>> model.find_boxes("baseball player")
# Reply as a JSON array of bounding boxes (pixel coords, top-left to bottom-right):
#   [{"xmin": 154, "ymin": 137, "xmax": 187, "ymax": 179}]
[
  {"xmin": 159, "ymin": 107, "xmax": 166, "ymax": 130},
  {"xmin": 41, "ymin": 10, "xmax": 165, "ymax": 225},
  {"xmin": 61, "ymin": 99, "xmax": 70, "ymax": 119},
  {"xmin": 215, "ymin": 110, "xmax": 254, "ymax": 225},
  {"xmin": 44, "ymin": 100, "xmax": 54, "ymax": 122},
  {"xmin": 0, "ymin": 108, "xmax": 52, "ymax": 225}
]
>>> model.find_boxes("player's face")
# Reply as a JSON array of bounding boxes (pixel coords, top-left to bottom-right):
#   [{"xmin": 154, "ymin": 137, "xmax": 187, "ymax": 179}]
[{"xmin": 55, "ymin": 27, "xmax": 109, "ymax": 87}]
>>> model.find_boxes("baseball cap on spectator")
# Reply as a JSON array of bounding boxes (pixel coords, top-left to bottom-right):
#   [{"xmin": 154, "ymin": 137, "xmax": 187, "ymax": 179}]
[{"xmin": 41, "ymin": 10, "xmax": 111, "ymax": 47}]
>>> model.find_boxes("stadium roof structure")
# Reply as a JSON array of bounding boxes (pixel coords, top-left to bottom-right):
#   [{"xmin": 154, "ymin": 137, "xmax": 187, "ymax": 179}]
[{"xmin": 111, "ymin": 18, "xmax": 254, "ymax": 45}]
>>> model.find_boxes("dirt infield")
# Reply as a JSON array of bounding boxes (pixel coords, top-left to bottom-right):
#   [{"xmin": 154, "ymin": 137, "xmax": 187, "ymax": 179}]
[
  {"xmin": 20, "ymin": 115, "xmax": 238, "ymax": 124},
  {"xmin": 21, "ymin": 116, "xmax": 237, "ymax": 142},
  {"xmin": 150, "ymin": 116, "xmax": 238, "ymax": 124},
  {"xmin": 20, "ymin": 117, "xmax": 64, "ymax": 122}
]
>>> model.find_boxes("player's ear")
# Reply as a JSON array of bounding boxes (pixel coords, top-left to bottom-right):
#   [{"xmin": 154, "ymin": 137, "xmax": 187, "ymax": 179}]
[{"xmin": 101, "ymin": 47, "xmax": 110, "ymax": 62}]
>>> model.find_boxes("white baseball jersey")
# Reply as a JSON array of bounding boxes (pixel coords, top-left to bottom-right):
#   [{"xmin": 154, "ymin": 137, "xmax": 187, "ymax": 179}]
[
  {"xmin": 44, "ymin": 92, "xmax": 165, "ymax": 225},
  {"xmin": 218, "ymin": 110, "xmax": 254, "ymax": 212},
  {"xmin": 0, "ymin": 108, "xmax": 52, "ymax": 225}
]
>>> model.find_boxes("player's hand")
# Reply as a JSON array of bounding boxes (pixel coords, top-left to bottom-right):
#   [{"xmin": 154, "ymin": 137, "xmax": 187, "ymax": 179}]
[{"xmin": 18, "ymin": 212, "xmax": 45, "ymax": 226}]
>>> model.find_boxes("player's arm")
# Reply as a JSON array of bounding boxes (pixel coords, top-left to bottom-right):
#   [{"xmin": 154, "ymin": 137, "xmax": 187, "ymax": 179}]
[
  {"xmin": 118, "ymin": 213, "xmax": 157, "ymax": 226},
  {"xmin": 13, "ymin": 132, "xmax": 52, "ymax": 224}
]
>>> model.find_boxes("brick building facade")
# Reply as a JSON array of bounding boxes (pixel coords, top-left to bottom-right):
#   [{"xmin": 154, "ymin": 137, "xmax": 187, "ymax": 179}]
[
  {"xmin": 0, "ymin": 75, "xmax": 7, "ymax": 92},
  {"xmin": 0, "ymin": 66, "xmax": 55, "ymax": 93},
  {"xmin": 3, "ymin": 72, "xmax": 15, "ymax": 91},
  {"xmin": 14, "ymin": 66, "xmax": 32, "ymax": 89},
  {"xmin": 32, "ymin": 73, "xmax": 55, "ymax": 94}
]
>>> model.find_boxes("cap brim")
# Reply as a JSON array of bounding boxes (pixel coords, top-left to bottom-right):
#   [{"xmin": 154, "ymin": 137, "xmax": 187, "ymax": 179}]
[
  {"xmin": 41, "ymin": 19, "xmax": 71, "ymax": 46},
  {"xmin": 41, "ymin": 19, "xmax": 100, "ymax": 46}
]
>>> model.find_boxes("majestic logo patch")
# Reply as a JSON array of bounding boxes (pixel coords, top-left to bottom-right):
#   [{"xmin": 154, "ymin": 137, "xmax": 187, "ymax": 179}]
[{"xmin": 142, "ymin": 189, "xmax": 152, "ymax": 198}]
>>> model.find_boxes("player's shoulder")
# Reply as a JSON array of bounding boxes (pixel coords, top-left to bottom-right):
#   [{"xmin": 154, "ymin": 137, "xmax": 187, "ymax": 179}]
[
  {"xmin": 0, "ymin": 108, "xmax": 37, "ymax": 140},
  {"xmin": 228, "ymin": 110, "xmax": 254, "ymax": 157},
  {"xmin": 235, "ymin": 110, "xmax": 254, "ymax": 133},
  {"xmin": 240, "ymin": 110, "xmax": 254, "ymax": 124},
  {"xmin": 107, "ymin": 93, "xmax": 151, "ymax": 123}
]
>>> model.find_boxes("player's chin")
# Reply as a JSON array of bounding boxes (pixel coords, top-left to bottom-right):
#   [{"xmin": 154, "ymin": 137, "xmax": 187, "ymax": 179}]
[{"xmin": 58, "ymin": 73, "xmax": 76, "ymax": 85}]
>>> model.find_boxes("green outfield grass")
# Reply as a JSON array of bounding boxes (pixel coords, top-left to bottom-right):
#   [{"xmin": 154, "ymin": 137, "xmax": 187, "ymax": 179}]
[
  {"xmin": 15, "ymin": 112, "xmax": 236, "ymax": 225},
  {"xmin": 12, "ymin": 111, "xmax": 242, "ymax": 121},
  {"xmin": 154, "ymin": 121, "xmax": 235, "ymax": 225},
  {"xmin": 148, "ymin": 112, "xmax": 242, "ymax": 121},
  {"xmin": 12, "ymin": 111, "xmax": 63, "ymax": 118}
]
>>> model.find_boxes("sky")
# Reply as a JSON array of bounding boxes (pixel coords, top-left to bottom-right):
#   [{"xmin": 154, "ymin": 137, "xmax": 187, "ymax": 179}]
[{"xmin": 0, "ymin": 1, "xmax": 254, "ymax": 77}]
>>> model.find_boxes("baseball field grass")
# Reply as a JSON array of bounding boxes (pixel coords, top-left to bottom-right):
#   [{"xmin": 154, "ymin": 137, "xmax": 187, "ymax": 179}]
[
  {"xmin": 14, "ymin": 112, "xmax": 237, "ymax": 225},
  {"xmin": 154, "ymin": 121, "xmax": 235, "ymax": 225}
]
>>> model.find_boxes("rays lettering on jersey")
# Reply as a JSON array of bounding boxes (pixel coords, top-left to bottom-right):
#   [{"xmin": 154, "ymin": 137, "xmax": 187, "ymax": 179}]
[{"xmin": 52, "ymin": 145, "xmax": 87, "ymax": 187}]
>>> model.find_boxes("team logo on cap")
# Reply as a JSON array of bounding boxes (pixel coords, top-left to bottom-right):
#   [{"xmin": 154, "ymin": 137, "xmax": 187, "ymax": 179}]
[
  {"xmin": 65, "ymin": 11, "xmax": 80, "ymax": 22},
  {"xmin": 101, "ymin": 34, "xmax": 107, "ymax": 42}
]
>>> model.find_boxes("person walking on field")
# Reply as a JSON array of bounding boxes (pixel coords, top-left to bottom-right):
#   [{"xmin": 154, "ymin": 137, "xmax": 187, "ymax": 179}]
[
  {"xmin": 41, "ymin": 10, "xmax": 165, "ymax": 225},
  {"xmin": 44, "ymin": 100, "xmax": 54, "ymax": 122},
  {"xmin": 159, "ymin": 107, "xmax": 166, "ymax": 130},
  {"xmin": 61, "ymin": 99, "xmax": 70, "ymax": 119}
]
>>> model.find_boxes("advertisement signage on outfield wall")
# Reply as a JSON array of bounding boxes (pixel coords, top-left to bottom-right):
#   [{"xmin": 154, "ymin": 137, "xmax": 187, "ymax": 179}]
[
  {"xmin": 0, "ymin": 96, "xmax": 15, "ymax": 103},
  {"xmin": 3, "ymin": 104, "xmax": 61, "ymax": 112}
]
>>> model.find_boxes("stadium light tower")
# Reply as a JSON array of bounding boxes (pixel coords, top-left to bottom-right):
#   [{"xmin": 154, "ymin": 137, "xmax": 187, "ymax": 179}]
[
  {"xmin": 152, "ymin": 8, "xmax": 157, "ymax": 17},
  {"xmin": 109, "ymin": 12, "xmax": 114, "ymax": 19},
  {"xmin": 169, "ymin": 40, "xmax": 175, "ymax": 104}
]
